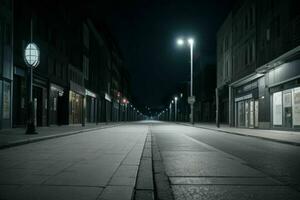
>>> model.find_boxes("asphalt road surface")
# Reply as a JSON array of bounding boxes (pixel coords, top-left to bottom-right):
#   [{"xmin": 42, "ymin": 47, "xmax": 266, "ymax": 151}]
[
  {"xmin": 150, "ymin": 121, "xmax": 300, "ymax": 200},
  {"xmin": 1, "ymin": 121, "xmax": 300, "ymax": 200}
]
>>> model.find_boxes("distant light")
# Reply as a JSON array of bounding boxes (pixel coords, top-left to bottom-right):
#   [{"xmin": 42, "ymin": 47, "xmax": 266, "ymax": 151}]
[
  {"xmin": 177, "ymin": 38, "xmax": 184, "ymax": 46},
  {"xmin": 172, "ymin": 100, "xmax": 174, "ymax": 103},
  {"xmin": 174, "ymin": 97, "xmax": 178, "ymax": 101},
  {"xmin": 180, "ymin": 93, "xmax": 183, "ymax": 98},
  {"xmin": 188, "ymin": 38, "xmax": 194, "ymax": 45}
]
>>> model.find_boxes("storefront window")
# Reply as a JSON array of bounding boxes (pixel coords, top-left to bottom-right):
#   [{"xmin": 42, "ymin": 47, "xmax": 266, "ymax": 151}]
[
  {"xmin": 293, "ymin": 87, "xmax": 300, "ymax": 126},
  {"xmin": 245, "ymin": 101, "xmax": 249, "ymax": 126},
  {"xmin": 273, "ymin": 91, "xmax": 282, "ymax": 125},
  {"xmin": 2, "ymin": 81, "xmax": 11, "ymax": 119},
  {"xmin": 250, "ymin": 100, "xmax": 254, "ymax": 127},
  {"xmin": 255, "ymin": 100, "xmax": 259, "ymax": 127},
  {"xmin": 69, "ymin": 91, "xmax": 83, "ymax": 124},
  {"xmin": 238, "ymin": 101, "xmax": 245, "ymax": 127}
]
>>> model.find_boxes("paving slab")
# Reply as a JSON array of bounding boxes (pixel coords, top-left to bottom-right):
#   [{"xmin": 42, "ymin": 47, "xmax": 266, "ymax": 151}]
[
  {"xmin": 98, "ymin": 186, "xmax": 134, "ymax": 200},
  {"xmin": 136, "ymin": 159, "xmax": 153, "ymax": 190},
  {"xmin": 0, "ymin": 185, "xmax": 102, "ymax": 200},
  {"xmin": 134, "ymin": 190, "xmax": 154, "ymax": 200},
  {"xmin": 0, "ymin": 124, "xmax": 148, "ymax": 200},
  {"xmin": 0, "ymin": 168, "xmax": 50, "ymax": 185},
  {"xmin": 0, "ymin": 123, "xmax": 122, "ymax": 149},
  {"xmin": 109, "ymin": 165, "xmax": 138, "ymax": 186}
]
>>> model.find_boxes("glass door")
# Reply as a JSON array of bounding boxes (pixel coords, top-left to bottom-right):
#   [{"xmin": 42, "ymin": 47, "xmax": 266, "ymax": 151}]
[
  {"xmin": 238, "ymin": 101, "xmax": 245, "ymax": 127},
  {"xmin": 245, "ymin": 101, "xmax": 249, "ymax": 128},
  {"xmin": 249, "ymin": 100, "xmax": 254, "ymax": 128},
  {"xmin": 254, "ymin": 100, "xmax": 259, "ymax": 128},
  {"xmin": 283, "ymin": 91, "xmax": 292, "ymax": 128}
]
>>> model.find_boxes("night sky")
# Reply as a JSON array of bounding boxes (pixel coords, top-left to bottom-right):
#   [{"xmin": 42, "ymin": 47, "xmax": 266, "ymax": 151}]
[{"xmin": 87, "ymin": 0, "xmax": 234, "ymax": 111}]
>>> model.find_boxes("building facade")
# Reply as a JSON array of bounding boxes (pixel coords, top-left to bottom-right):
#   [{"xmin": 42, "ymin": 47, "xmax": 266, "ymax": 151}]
[
  {"xmin": 217, "ymin": 0, "xmax": 300, "ymax": 130},
  {"xmin": 194, "ymin": 64, "xmax": 216, "ymax": 122},
  {"xmin": 0, "ymin": 0, "xmax": 140, "ymax": 130},
  {"xmin": 216, "ymin": 12, "xmax": 232, "ymax": 124},
  {"xmin": 0, "ymin": 0, "xmax": 13, "ymax": 129}
]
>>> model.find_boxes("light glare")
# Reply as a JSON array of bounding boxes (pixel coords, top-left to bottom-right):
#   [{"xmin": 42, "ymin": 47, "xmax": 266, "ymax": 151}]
[
  {"xmin": 188, "ymin": 38, "xmax": 194, "ymax": 45},
  {"xmin": 177, "ymin": 38, "xmax": 184, "ymax": 46}
]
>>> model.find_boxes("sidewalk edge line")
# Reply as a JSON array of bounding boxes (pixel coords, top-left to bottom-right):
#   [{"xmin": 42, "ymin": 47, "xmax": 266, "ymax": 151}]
[
  {"xmin": 176, "ymin": 122, "xmax": 300, "ymax": 147},
  {"xmin": 0, "ymin": 124, "xmax": 121, "ymax": 150}
]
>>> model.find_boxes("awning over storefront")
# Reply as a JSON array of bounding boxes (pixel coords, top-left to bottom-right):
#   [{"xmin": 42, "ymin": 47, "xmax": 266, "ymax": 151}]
[
  {"xmin": 105, "ymin": 93, "xmax": 111, "ymax": 102},
  {"xmin": 85, "ymin": 89, "xmax": 97, "ymax": 98},
  {"xmin": 70, "ymin": 81, "xmax": 85, "ymax": 96},
  {"xmin": 256, "ymin": 45, "xmax": 300, "ymax": 74},
  {"xmin": 235, "ymin": 94, "xmax": 253, "ymax": 102},
  {"xmin": 230, "ymin": 73, "xmax": 264, "ymax": 88},
  {"xmin": 51, "ymin": 83, "xmax": 64, "ymax": 93}
]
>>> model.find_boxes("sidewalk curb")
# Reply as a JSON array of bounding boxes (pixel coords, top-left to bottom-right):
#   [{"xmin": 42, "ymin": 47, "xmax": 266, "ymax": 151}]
[
  {"xmin": 134, "ymin": 131, "xmax": 155, "ymax": 200},
  {"xmin": 0, "ymin": 124, "xmax": 122, "ymax": 150},
  {"xmin": 176, "ymin": 122, "xmax": 300, "ymax": 147}
]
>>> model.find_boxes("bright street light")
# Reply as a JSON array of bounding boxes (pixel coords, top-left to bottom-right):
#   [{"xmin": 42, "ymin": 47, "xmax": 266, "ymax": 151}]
[
  {"xmin": 174, "ymin": 96, "xmax": 178, "ymax": 121},
  {"xmin": 177, "ymin": 38, "xmax": 184, "ymax": 46},
  {"xmin": 188, "ymin": 38, "xmax": 194, "ymax": 45},
  {"xmin": 175, "ymin": 37, "xmax": 195, "ymax": 124}
]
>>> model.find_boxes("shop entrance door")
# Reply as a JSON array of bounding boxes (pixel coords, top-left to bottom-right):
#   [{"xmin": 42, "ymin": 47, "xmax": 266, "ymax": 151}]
[
  {"xmin": 239, "ymin": 99, "xmax": 257, "ymax": 128},
  {"xmin": 245, "ymin": 101, "xmax": 249, "ymax": 128},
  {"xmin": 249, "ymin": 100, "xmax": 254, "ymax": 128},
  {"xmin": 238, "ymin": 101, "xmax": 245, "ymax": 127},
  {"xmin": 33, "ymin": 86, "xmax": 43, "ymax": 127},
  {"xmin": 254, "ymin": 100, "xmax": 259, "ymax": 128},
  {"xmin": 283, "ymin": 92, "xmax": 292, "ymax": 128}
]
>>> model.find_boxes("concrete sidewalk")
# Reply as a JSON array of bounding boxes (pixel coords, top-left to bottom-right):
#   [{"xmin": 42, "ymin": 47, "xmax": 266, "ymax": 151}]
[
  {"xmin": 0, "ymin": 123, "xmax": 121, "ymax": 149},
  {"xmin": 0, "ymin": 124, "xmax": 149, "ymax": 200},
  {"xmin": 179, "ymin": 122, "xmax": 300, "ymax": 146}
]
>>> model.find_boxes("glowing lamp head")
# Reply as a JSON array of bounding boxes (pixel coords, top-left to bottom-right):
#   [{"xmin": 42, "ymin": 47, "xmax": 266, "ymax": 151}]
[
  {"xmin": 177, "ymin": 38, "xmax": 184, "ymax": 46},
  {"xmin": 174, "ymin": 97, "xmax": 178, "ymax": 101},
  {"xmin": 24, "ymin": 43, "xmax": 40, "ymax": 68},
  {"xmin": 188, "ymin": 38, "xmax": 194, "ymax": 45}
]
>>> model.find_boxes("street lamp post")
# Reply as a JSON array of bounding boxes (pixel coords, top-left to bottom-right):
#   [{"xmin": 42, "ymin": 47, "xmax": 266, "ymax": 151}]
[
  {"xmin": 169, "ymin": 103, "xmax": 172, "ymax": 121},
  {"xmin": 174, "ymin": 96, "xmax": 178, "ymax": 121},
  {"xmin": 177, "ymin": 38, "xmax": 195, "ymax": 124},
  {"xmin": 171, "ymin": 100, "xmax": 174, "ymax": 121},
  {"xmin": 25, "ymin": 19, "xmax": 40, "ymax": 134}
]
